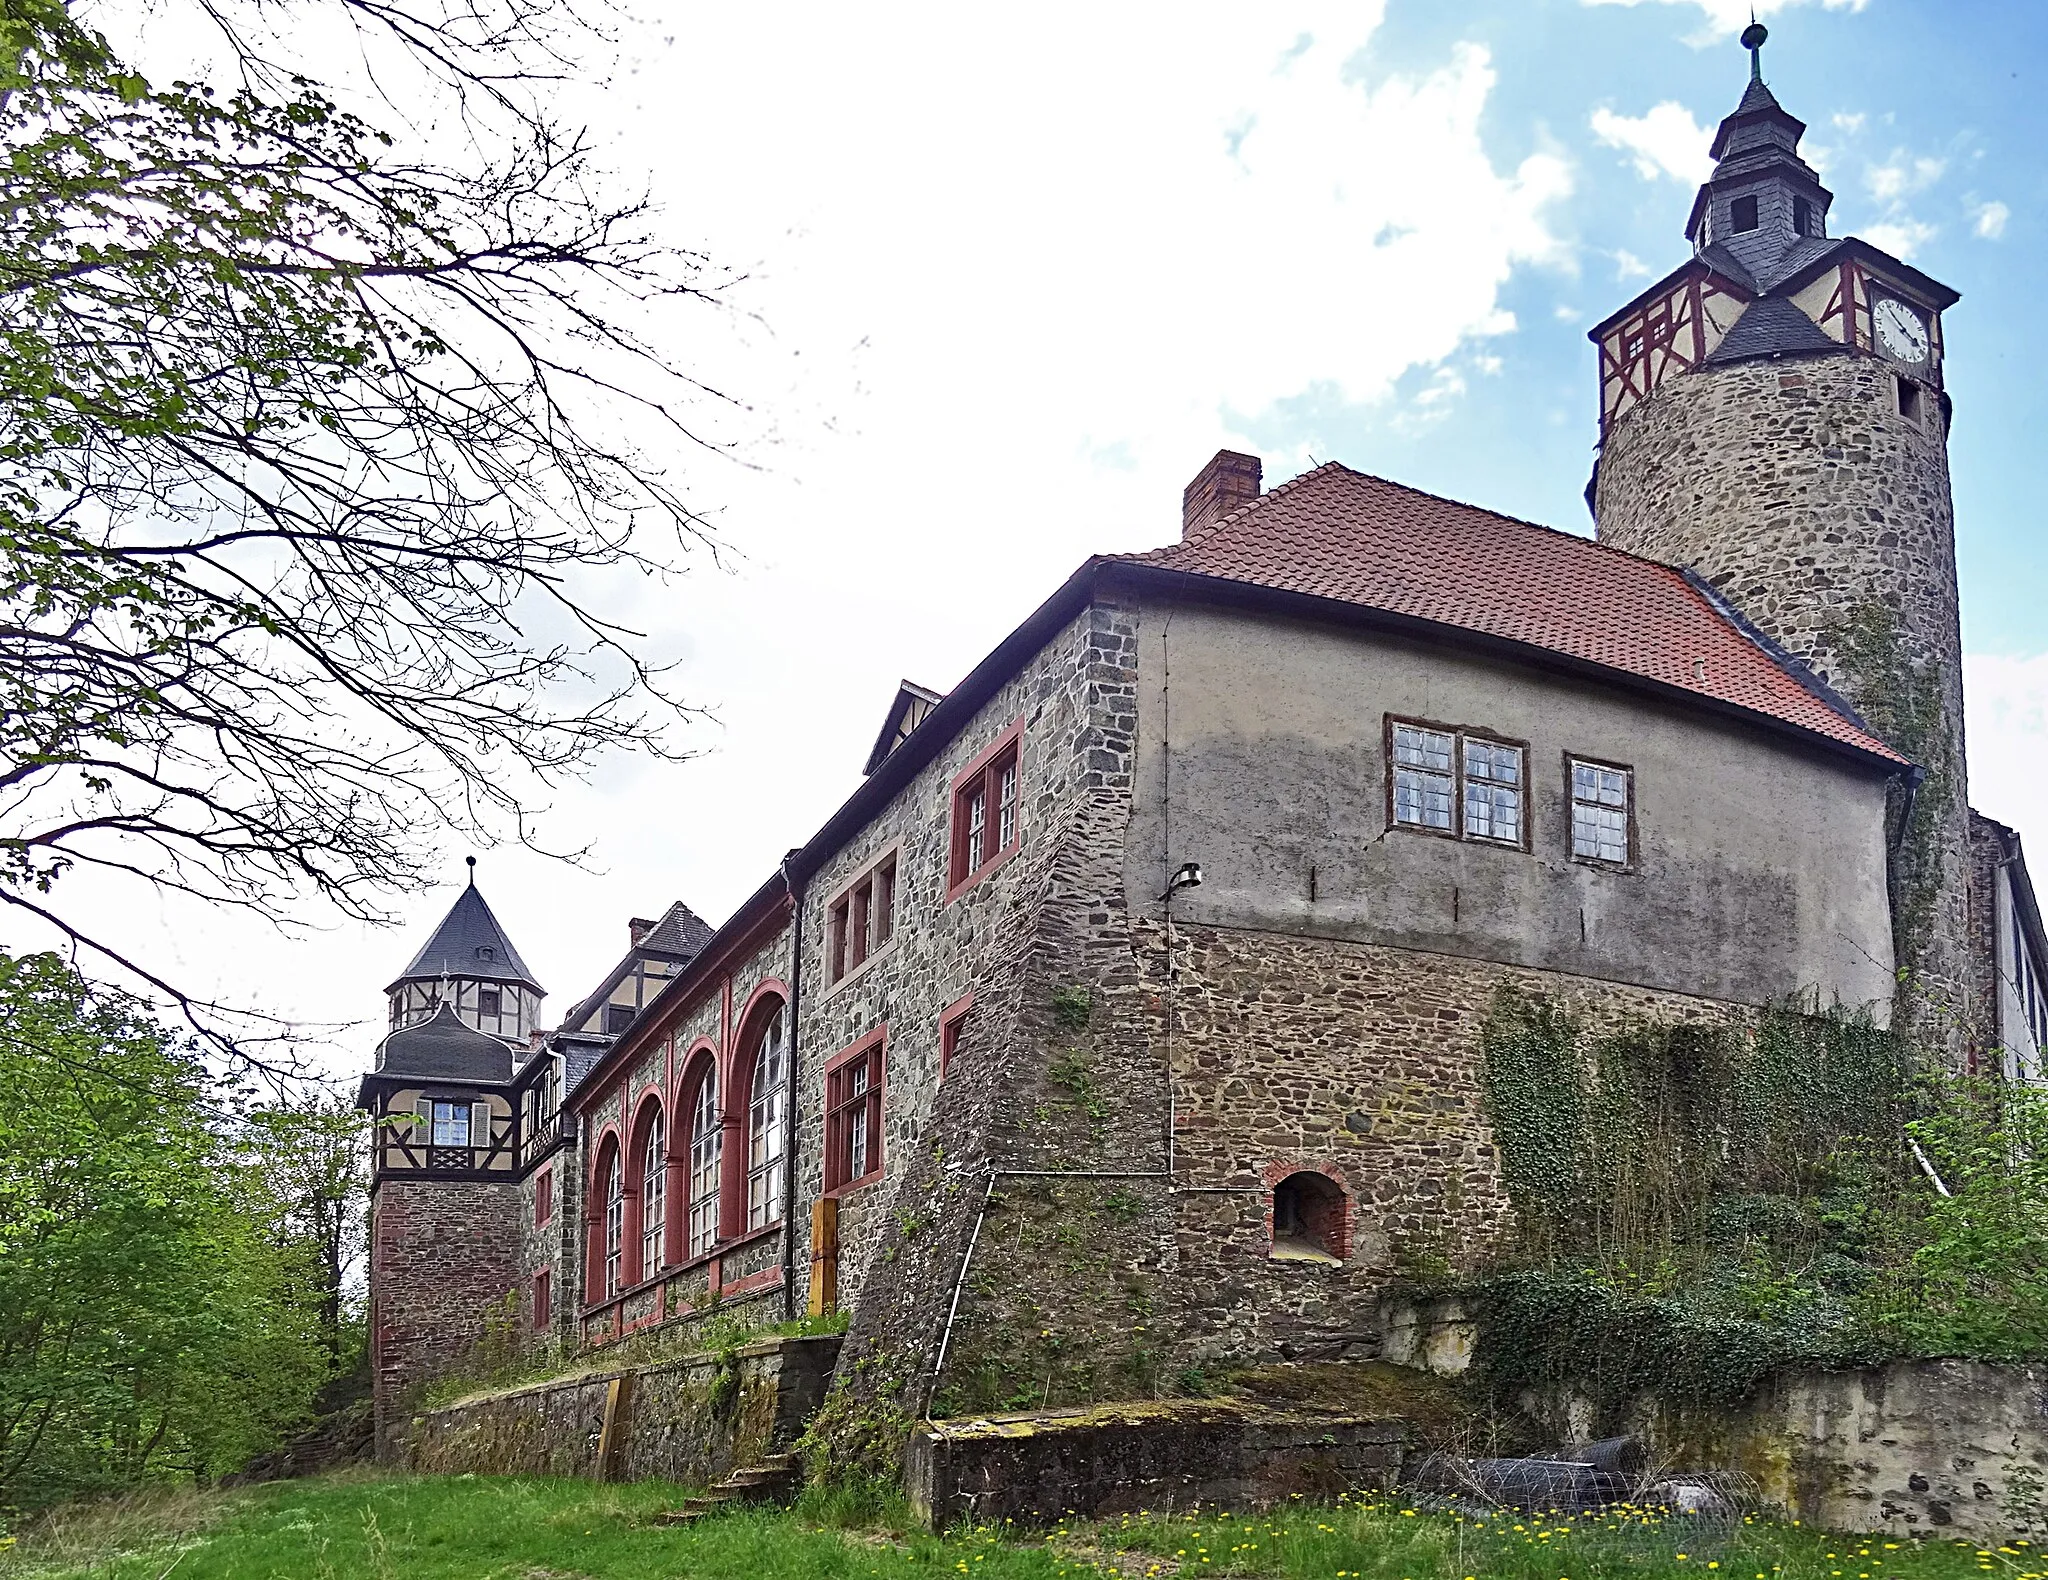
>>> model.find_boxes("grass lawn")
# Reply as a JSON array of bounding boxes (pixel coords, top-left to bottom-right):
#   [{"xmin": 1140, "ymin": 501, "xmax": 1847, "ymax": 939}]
[{"xmin": 0, "ymin": 1473, "xmax": 2040, "ymax": 1580}]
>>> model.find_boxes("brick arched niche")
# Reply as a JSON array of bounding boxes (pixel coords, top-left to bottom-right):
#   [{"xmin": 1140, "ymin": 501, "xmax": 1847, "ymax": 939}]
[
  {"xmin": 624, "ymin": 1091, "xmax": 667, "ymax": 1285},
  {"xmin": 585, "ymin": 1131, "xmax": 624, "ymax": 1300},
  {"xmin": 725, "ymin": 987, "xmax": 790, "ymax": 1236},
  {"xmin": 1268, "ymin": 1167, "xmax": 1350, "ymax": 1263}
]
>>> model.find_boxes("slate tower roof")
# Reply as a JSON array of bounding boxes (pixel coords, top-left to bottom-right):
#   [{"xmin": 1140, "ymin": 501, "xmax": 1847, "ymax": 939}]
[
  {"xmin": 383, "ymin": 864, "xmax": 543, "ymax": 995},
  {"xmin": 1684, "ymin": 23, "xmax": 1834, "ymax": 286}
]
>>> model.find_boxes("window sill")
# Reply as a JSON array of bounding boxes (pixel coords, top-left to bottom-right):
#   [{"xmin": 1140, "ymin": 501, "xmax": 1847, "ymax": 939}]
[
  {"xmin": 824, "ymin": 1167, "xmax": 884, "ymax": 1201},
  {"xmin": 1268, "ymin": 1238, "xmax": 1343, "ymax": 1265},
  {"xmin": 824, "ymin": 936, "xmax": 899, "ymax": 1000},
  {"xmin": 946, "ymin": 838, "xmax": 1021, "ymax": 905}
]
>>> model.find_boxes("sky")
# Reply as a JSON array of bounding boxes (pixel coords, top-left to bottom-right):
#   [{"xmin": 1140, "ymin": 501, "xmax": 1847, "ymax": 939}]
[{"xmin": 65, "ymin": 0, "xmax": 2048, "ymax": 1069}]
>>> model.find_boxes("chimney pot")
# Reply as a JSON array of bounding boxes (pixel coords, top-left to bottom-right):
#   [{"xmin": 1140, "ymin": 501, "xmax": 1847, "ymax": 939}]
[
  {"xmin": 1182, "ymin": 449, "xmax": 1262, "ymax": 539},
  {"xmin": 628, "ymin": 917, "xmax": 657, "ymax": 947}
]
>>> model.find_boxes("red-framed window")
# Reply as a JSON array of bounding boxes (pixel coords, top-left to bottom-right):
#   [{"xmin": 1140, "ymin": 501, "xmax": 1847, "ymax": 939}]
[
  {"xmin": 535, "ymin": 1165, "xmax": 553, "ymax": 1227},
  {"xmin": 746, "ymin": 1004, "xmax": 789, "ymax": 1230},
  {"xmin": 939, "ymin": 992, "xmax": 973, "ymax": 1079},
  {"xmin": 685, "ymin": 1062, "xmax": 720, "ymax": 1259},
  {"xmin": 828, "ymin": 850, "xmax": 899, "ymax": 983},
  {"xmin": 949, "ymin": 723, "xmax": 1022, "ymax": 896},
  {"xmin": 601, "ymin": 1148, "xmax": 624, "ymax": 1298},
  {"xmin": 533, "ymin": 1268, "xmax": 552, "ymax": 1330},
  {"xmin": 824, "ymin": 1029, "xmax": 886, "ymax": 1194}
]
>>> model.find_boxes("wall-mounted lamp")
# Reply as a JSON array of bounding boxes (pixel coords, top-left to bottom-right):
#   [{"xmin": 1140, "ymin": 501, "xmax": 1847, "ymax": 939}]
[{"xmin": 1163, "ymin": 861, "xmax": 1203, "ymax": 901}]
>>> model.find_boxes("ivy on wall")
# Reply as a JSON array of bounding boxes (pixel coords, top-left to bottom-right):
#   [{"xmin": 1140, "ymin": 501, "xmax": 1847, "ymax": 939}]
[{"xmin": 1468, "ymin": 986, "xmax": 2048, "ymax": 1415}]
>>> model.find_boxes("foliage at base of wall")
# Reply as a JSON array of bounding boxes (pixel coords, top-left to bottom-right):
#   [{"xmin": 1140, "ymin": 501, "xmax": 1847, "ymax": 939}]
[
  {"xmin": 1471, "ymin": 987, "xmax": 2048, "ymax": 1418},
  {"xmin": 0, "ymin": 953, "xmax": 350, "ymax": 1516}
]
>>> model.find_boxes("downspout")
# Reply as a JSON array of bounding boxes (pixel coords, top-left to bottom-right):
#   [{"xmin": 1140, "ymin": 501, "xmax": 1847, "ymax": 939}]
[{"xmin": 779, "ymin": 853, "xmax": 804, "ymax": 1321}]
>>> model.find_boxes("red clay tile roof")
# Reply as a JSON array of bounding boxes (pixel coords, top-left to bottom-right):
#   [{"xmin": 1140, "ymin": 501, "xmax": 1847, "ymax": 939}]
[{"xmin": 1119, "ymin": 463, "xmax": 1906, "ymax": 767}]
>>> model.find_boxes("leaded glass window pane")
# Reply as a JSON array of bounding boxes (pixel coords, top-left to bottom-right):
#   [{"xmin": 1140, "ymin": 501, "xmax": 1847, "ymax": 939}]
[
  {"xmin": 1392, "ymin": 724, "xmax": 1454, "ymax": 830},
  {"xmin": 1570, "ymin": 760, "xmax": 1632, "ymax": 863},
  {"xmin": 1462, "ymin": 739, "xmax": 1523, "ymax": 844}
]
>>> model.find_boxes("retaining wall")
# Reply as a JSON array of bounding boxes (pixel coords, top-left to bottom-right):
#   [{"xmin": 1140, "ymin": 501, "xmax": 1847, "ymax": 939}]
[
  {"xmin": 405, "ymin": 1333, "xmax": 839, "ymax": 1486},
  {"xmin": 906, "ymin": 1398, "xmax": 1407, "ymax": 1530}
]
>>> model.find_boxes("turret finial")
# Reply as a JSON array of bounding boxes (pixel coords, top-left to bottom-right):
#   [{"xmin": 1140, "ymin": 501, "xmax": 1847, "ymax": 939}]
[
  {"xmin": 465, "ymin": 854, "xmax": 477, "ymax": 885},
  {"xmin": 1741, "ymin": 17, "xmax": 1768, "ymax": 83}
]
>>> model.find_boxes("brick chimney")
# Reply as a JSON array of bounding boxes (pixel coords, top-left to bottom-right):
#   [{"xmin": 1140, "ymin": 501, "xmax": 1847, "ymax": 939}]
[
  {"xmin": 1182, "ymin": 449, "xmax": 1261, "ymax": 538},
  {"xmin": 628, "ymin": 917, "xmax": 657, "ymax": 947}
]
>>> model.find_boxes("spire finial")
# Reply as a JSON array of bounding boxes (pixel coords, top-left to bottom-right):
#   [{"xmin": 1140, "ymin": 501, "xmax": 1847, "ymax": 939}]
[
  {"xmin": 1741, "ymin": 16, "xmax": 1768, "ymax": 83},
  {"xmin": 465, "ymin": 854, "xmax": 477, "ymax": 885}
]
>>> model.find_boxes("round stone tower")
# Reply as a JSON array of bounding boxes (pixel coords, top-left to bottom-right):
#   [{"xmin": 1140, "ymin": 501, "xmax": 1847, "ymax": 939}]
[{"xmin": 1589, "ymin": 26, "xmax": 1971, "ymax": 1057}]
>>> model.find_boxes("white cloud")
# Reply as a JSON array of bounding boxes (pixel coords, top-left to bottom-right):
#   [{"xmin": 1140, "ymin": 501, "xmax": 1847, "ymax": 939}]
[
  {"xmin": 1972, "ymin": 199, "xmax": 2011, "ymax": 240},
  {"xmin": 1832, "ymin": 112, "xmax": 1867, "ymax": 135},
  {"xmin": 1590, "ymin": 102, "xmax": 1714, "ymax": 184},
  {"xmin": 1867, "ymin": 154, "xmax": 1946, "ymax": 203},
  {"xmin": 1862, "ymin": 218, "xmax": 1938, "ymax": 259},
  {"xmin": 1614, "ymin": 248, "xmax": 1656, "ymax": 280},
  {"xmin": 41, "ymin": 2, "xmax": 1584, "ymax": 1052},
  {"xmin": 1581, "ymin": 0, "xmax": 1870, "ymax": 44},
  {"xmin": 1966, "ymin": 653, "xmax": 2048, "ymax": 859}
]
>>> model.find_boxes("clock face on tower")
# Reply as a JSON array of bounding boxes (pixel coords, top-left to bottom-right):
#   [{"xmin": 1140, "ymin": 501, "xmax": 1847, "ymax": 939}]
[{"xmin": 1874, "ymin": 296, "xmax": 1930, "ymax": 365}]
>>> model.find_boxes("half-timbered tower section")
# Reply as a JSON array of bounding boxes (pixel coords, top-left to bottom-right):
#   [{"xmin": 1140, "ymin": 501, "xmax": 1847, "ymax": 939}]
[
  {"xmin": 356, "ymin": 870, "xmax": 543, "ymax": 1457},
  {"xmin": 1588, "ymin": 26, "xmax": 1973, "ymax": 1055}
]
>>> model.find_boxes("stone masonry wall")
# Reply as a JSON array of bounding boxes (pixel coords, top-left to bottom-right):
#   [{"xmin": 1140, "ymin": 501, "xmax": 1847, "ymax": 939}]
[
  {"xmin": 1593, "ymin": 350, "xmax": 1969, "ymax": 1057},
  {"xmin": 407, "ymin": 1333, "xmax": 841, "ymax": 1485},
  {"xmin": 369, "ymin": 1175, "xmax": 524, "ymax": 1459}
]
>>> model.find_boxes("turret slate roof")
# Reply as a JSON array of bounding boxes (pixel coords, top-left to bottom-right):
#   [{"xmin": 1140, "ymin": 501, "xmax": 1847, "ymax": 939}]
[{"xmin": 385, "ymin": 880, "xmax": 542, "ymax": 995}]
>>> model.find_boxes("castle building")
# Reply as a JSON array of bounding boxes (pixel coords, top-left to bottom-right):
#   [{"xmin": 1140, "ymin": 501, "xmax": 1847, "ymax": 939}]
[{"xmin": 357, "ymin": 31, "xmax": 2046, "ymax": 1455}]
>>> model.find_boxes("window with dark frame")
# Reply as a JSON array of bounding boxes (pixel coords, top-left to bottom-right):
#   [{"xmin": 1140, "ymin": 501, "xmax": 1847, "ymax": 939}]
[
  {"xmin": 951, "ymin": 738, "xmax": 1020, "ymax": 890},
  {"xmin": 825, "ymin": 1037, "xmax": 884, "ymax": 1193},
  {"xmin": 478, "ymin": 985, "xmax": 502, "ymax": 1019},
  {"xmin": 940, "ymin": 998, "xmax": 971, "ymax": 1078},
  {"xmin": 605, "ymin": 1002, "xmax": 634, "ymax": 1035},
  {"xmin": 1390, "ymin": 721, "xmax": 1524, "ymax": 847},
  {"xmin": 1731, "ymin": 193, "xmax": 1759, "ymax": 232},
  {"xmin": 828, "ymin": 853, "xmax": 898, "ymax": 984},
  {"xmin": 535, "ymin": 1166, "xmax": 553, "ymax": 1227},
  {"xmin": 533, "ymin": 1268, "xmax": 551, "ymax": 1330},
  {"xmin": 1570, "ymin": 759, "xmax": 1633, "ymax": 865},
  {"xmin": 1793, "ymin": 196, "xmax": 1812, "ymax": 235}
]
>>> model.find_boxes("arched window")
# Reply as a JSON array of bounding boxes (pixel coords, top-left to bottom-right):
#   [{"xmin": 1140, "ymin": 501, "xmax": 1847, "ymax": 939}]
[
  {"xmin": 639, "ymin": 1106, "xmax": 666, "ymax": 1278},
  {"xmin": 1272, "ymin": 1170, "xmax": 1346, "ymax": 1263},
  {"xmin": 687, "ymin": 1067, "xmax": 721, "ymax": 1258},
  {"xmin": 747, "ymin": 1005, "xmax": 788, "ymax": 1230},
  {"xmin": 602, "ymin": 1148, "xmax": 625, "ymax": 1297}
]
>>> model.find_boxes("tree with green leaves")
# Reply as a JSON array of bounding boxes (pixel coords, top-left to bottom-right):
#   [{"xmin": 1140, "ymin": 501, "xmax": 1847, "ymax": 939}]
[
  {"xmin": 0, "ymin": 950, "xmax": 334, "ymax": 1512},
  {"xmin": 0, "ymin": 0, "xmax": 747, "ymax": 1051}
]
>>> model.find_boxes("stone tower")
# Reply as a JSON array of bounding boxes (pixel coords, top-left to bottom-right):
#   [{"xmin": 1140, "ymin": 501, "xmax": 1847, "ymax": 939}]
[
  {"xmin": 356, "ymin": 861, "xmax": 544, "ymax": 1455},
  {"xmin": 1588, "ymin": 26, "xmax": 1971, "ymax": 1057}
]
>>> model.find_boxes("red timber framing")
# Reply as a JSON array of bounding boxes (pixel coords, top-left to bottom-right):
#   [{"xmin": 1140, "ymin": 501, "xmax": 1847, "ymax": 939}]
[
  {"xmin": 1593, "ymin": 262, "xmax": 1748, "ymax": 434},
  {"xmin": 568, "ymin": 882, "xmax": 795, "ymax": 1346}
]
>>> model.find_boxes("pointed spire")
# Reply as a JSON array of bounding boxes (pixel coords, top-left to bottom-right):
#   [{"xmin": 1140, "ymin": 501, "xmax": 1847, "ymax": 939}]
[
  {"xmin": 1684, "ymin": 24, "xmax": 1832, "ymax": 285},
  {"xmin": 385, "ymin": 878, "xmax": 543, "ymax": 994}
]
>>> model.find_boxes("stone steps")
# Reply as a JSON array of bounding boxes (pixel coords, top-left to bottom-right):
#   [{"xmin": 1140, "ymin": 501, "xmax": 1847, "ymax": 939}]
[{"xmin": 653, "ymin": 1452, "xmax": 802, "ymax": 1525}]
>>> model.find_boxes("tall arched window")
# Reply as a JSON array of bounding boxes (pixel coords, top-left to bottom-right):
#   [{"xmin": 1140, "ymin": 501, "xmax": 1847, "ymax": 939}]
[
  {"xmin": 747, "ymin": 1006, "xmax": 788, "ymax": 1230},
  {"xmin": 602, "ymin": 1148, "xmax": 624, "ymax": 1297},
  {"xmin": 639, "ymin": 1107, "xmax": 666, "ymax": 1278},
  {"xmin": 687, "ymin": 1068, "xmax": 721, "ymax": 1258}
]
